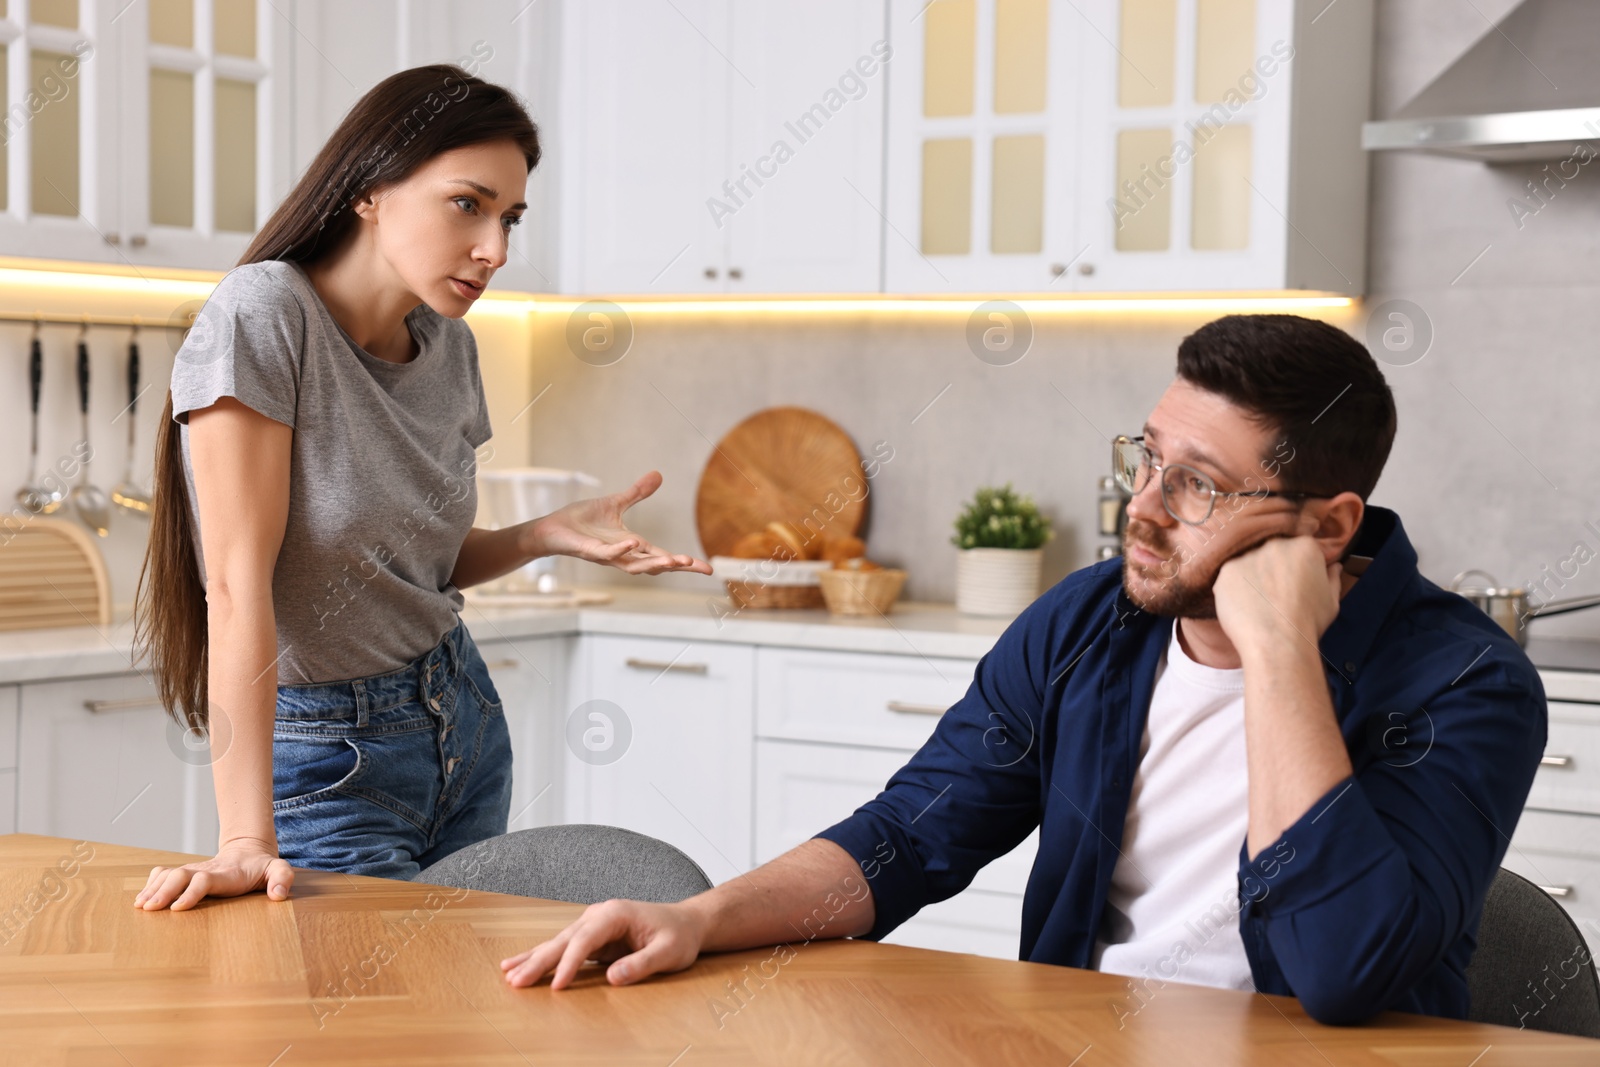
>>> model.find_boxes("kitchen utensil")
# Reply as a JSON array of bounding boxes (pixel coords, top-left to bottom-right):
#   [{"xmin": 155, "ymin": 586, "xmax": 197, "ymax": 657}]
[
  {"xmin": 1450, "ymin": 569, "xmax": 1600, "ymax": 648},
  {"xmin": 0, "ymin": 516, "xmax": 112, "ymax": 632},
  {"xmin": 694, "ymin": 406, "xmax": 868, "ymax": 559},
  {"xmin": 16, "ymin": 326, "xmax": 65, "ymax": 516},
  {"xmin": 69, "ymin": 331, "xmax": 110, "ymax": 537},
  {"xmin": 477, "ymin": 468, "xmax": 603, "ymax": 595},
  {"xmin": 111, "ymin": 329, "xmax": 151, "ymax": 516}
]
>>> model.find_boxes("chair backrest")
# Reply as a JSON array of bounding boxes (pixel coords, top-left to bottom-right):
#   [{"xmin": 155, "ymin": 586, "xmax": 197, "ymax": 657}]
[
  {"xmin": 1465, "ymin": 867, "xmax": 1600, "ymax": 1038},
  {"xmin": 413, "ymin": 824, "xmax": 714, "ymax": 905}
]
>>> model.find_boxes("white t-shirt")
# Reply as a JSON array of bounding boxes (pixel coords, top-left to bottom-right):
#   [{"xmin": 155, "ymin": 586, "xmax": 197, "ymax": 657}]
[{"xmin": 1091, "ymin": 622, "xmax": 1255, "ymax": 991}]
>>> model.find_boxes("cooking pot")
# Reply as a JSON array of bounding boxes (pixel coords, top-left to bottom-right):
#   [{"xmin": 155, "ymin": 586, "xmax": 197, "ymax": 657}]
[{"xmin": 1449, "ymin": 569, "xmax": 1600, "ymax": 648}]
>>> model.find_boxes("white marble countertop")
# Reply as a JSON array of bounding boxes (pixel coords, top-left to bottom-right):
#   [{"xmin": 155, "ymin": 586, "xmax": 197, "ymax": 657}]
[{"xmin": 0, "ymin": 586, "xmax": 1013, "ymax": 686}]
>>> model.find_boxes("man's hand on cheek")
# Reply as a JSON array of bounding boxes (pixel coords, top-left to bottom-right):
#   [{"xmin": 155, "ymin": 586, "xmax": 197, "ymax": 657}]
[{"xmin": 1213, "ymin": 534, "xmax": 1343, "ymax": 648}]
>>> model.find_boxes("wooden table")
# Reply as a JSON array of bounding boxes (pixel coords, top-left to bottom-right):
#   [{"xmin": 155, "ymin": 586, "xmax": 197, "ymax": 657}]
[{"xmin": 2, "ymin": 834, "xmax": 1595, "ymax": 1066}]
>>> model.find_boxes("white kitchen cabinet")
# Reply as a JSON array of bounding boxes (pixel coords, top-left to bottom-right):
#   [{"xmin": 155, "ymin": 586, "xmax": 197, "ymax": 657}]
[
  {"xmin": 0, "ymin": 1, "xmax": 123, "ymax": 265},
  {"xmin": 567, "ymin": 634, "xmax": 755, "ymax": 883},
  {"xmin": 883, "ymin": 0, "xmax": 1085, "ymax": 292},
  {"xmin": 0, "ymin": 0, "xmax": 293, "ymax": 271},
  {"xmin": 755, "ymin": 738, "xmax": 1040, "ymax": 959},
  {"xmin": 1521, "ymin": 669, "xmax": 1600, "ymax": 954},
  {"xmin": 882, "ymin": 0, "xmax": 1371, "ymax": 294},
  {"xmin": 474, "ymin": 633, "xmax": 571, "ymax": 831},
  {"xmin": 552, "ymin": 0, "xmax": 887, "ymax": 294},
  {"xmin": 753, "ymin": 645, "xmax": 1042, "ymax": 960},
  {"xmin": 16, "ymin": 671, "xmax": 219, "ymax": 855},
  {"xmin": 1072, "ymin": 0, "xmax": 1371, "ymax": 293}
]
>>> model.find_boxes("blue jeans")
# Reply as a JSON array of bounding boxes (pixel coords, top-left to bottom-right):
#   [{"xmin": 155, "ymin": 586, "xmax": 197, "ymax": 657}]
[{"xmin": 271, "ymin": 617, "xmax": 512, "ymax": 880}]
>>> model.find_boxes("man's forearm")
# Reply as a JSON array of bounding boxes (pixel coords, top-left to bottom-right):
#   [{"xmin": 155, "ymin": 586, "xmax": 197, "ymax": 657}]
[
  {"xmin": 683, "ymin": 838, "xmax": 876, "ymax": 953},
  {"xmin": 449, "ymin": 522, "xmax": 542, "ymax": 589},
  {"xmin": 1240, "ymin": 640, "xmax": 1353, "ymax": 859}
]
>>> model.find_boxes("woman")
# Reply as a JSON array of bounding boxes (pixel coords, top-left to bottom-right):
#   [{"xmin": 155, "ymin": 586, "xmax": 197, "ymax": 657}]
[{"xmin": 130, "ymin": 64, "xmax": 710, "ymax": 911}]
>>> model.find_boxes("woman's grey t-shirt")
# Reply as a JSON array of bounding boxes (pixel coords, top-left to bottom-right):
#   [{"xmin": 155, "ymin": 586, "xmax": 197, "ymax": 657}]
[{"xmin": 169, "ymin": 259, "xmax": 492, "ymax": 686}]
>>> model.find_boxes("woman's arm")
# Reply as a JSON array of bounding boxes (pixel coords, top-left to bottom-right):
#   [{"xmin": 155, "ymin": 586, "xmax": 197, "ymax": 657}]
[
  {"xmin": 135, "ymin": 396, "xmax": 296, "ymax": 911},
  {"xmin": 450, "ymin": 470, "xmax": 711, "ymax": 588}
]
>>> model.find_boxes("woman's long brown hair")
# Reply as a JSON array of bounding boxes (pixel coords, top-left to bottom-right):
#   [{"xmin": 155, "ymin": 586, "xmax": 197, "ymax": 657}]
[{"xmin": 132, "ymin": 64, "xmax": 540, "ymax": 731}]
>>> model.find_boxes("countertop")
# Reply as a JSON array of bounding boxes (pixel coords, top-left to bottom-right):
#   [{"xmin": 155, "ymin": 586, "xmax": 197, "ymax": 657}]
[
  {"xmin": 7, "ymin": 585, "xmax": 1600, "ymax": 688},
  {"xmin": 0, "ymin": 585, "xmax": 1014, "ymax": 686}
]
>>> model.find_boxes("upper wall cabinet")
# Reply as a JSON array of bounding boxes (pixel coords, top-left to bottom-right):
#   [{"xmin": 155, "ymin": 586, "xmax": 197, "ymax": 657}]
[
  {"xmin": 0, "ymin": 0, "xmax": 293, "ymax": 271},
  {"xmin": 883, "ymin": 0, "xmax": 1373, "ymax": 294},
  {"xmin": 551, "ymin": 0, "xmax": 888, "ymax": 294}
]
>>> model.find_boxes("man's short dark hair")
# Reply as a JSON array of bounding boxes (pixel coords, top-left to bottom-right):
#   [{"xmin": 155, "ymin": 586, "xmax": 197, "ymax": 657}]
[{"xmin": 1175, "ymin": 314, "xmax": 1397, "ymax": 501}]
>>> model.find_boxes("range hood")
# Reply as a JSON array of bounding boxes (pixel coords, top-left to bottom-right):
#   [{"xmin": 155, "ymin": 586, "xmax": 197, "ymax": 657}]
[{"xmin": 1363, "ymin": 0, "xmax": 1600, "ymax": 163}]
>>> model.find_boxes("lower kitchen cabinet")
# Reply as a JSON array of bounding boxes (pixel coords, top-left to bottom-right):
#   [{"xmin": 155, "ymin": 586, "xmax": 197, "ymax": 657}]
[
  {"xmin": 16, "ymin": 673, "xmax": 219, "ymax": 855},
  {"xmin": 473, "ymin": 634, "xmax": 572, "ymax": 832},
  {"xmin": 567, "ymin": 634, "xmax": 756, "ymax": 884},
  {"xmin": 1505, "ymin": 808, "xmax": 1600, "ymax": 955},
  {"xmin": 755, "ymin": 738, "xmax": 1039, "ymax": 959}
]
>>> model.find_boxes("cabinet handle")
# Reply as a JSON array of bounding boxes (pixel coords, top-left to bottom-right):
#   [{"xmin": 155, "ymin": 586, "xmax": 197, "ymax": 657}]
[
  {"xmin": 728, "ymin": 267, "xmax": 743, "ymax": 280},
  {"xmin": 625, "ymin": 657, "xmax": 708, "ymax": 675},
  {"xmin": 481, "ymin": 659, "xmax": 521, "ymax": 670},
  {"xmin": 1077, "ymin": 262, "xmax": 1096, "ymax": 276},
  {"xmin": 1538, "ymin": 884, "xmax": 1574, "ymax": 898},
  {"xmin": 1049, "ymin": 263, "xmax": 1066, "ymax": 277},
  {"xmin": 84, "ymin": 696, "xmax": 165, "ymax": 714},
  {"xmin": 886, "ymin": 700, "xmax": 946, "ymax": 716},
  {"xmin": 104, "ymin": 233, "xmax": 121, "ymax": 246},
  {"xmin": 129, "ymin": 234, "xmax": 147, "ymax": 248},
  {"xmin": 1541, "ymin": 754, "xmax": 1574, "ymax": 768},
  {"xmin": 704, "ymin": 267, "xmax": 719, "ymax": 280}
]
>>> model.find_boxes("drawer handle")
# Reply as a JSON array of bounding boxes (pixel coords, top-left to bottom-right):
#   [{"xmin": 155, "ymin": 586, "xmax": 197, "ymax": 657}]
[
  {"xmin": 84, "ymin": 696, "xmax": 165, "ymax": 714},
  {"xmin": 886, "ymin": 700, "xmax": 946, "ymax": 717},
  {"xmin": 1538, "ymin": 884, "xmax": 1574, "ymax": 898},
  {"xmin": 625, "ymin": 657, "xmax": 708, "ymax": 675},
  {"xmin": 1540, "ymin": 755, "xmax": 1574, "ymax": 768},
  {"xmin": 481, "ymin": 659, "xmax": 521, "ymax": 670}
]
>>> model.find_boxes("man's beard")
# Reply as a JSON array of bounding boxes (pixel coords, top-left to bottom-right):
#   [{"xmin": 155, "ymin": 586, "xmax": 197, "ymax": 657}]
[{"xmin": 1120, "ymin": 518, "xmax": 1222, "ymax": 618}]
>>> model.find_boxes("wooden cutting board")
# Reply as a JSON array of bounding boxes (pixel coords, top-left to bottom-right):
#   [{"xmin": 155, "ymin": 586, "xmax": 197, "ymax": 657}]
[
  {"xmin": 0, "ymin": 516, "xmax": 112, "ymax": 632},
  {"xmin": 695, "ymin": 406, "xmax": 868, "ymax": 558}
]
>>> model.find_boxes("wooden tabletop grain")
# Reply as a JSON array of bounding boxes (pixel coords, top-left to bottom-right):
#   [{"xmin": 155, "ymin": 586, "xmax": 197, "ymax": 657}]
[{"xmin": 2, "ymin": 834, "xmax": 1595, "ymax": 1066}]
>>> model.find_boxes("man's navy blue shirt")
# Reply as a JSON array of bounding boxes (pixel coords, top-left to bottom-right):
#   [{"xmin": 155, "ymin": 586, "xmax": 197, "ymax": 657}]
[{"xmin": 815, "ymin": 507, "xmax": 1547, "ymax": 1024}]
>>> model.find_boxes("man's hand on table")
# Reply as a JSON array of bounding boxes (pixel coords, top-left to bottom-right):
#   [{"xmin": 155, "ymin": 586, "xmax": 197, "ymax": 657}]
[
  {"xmin": 132, "ymin": 839, "xmax": 294, "ymax": 911},
  {"xmin": 501, "ymin": 898, "xmax": 710, "ymax": 989}
]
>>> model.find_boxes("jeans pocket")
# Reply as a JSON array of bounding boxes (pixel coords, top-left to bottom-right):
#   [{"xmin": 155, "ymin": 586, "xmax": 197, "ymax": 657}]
[
  {"xmin": 272, "ymin": 733, "xmax": 363, "ymax": 811},
  {"xmin": 461, "ymin": 656, "xmax": 505, "ymax": 717}
]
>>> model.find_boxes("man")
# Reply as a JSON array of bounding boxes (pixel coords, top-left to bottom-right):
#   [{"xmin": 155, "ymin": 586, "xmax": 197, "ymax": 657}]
[{"xmin": 500, "ymin": 315, "xmax": 1546, "ymax": 1025}]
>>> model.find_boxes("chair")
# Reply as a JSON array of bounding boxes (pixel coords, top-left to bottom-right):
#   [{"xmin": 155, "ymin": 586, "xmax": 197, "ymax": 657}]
[
  {"xmin": 413, "ymin": 824, "xmax": 714, "ymax": 905},
  {"xmin": 1465, "ymin": 867, "xmax": 1600, "ymax": 1038}
]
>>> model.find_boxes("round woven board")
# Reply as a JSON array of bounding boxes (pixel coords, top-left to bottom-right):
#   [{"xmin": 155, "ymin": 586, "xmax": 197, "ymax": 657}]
[{"xmin": 695, "ymin": 406, "xmax": 868, "ymax": 559}]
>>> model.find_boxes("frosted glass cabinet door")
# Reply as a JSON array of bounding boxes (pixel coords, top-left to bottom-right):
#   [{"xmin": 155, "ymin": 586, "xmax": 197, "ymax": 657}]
[
  {"xmin": 0, "ymin": 1, "xmax": 124, "ymax": 265},
  {"xmin": 882, "ymin": 0, "xmax": 1085, "ymax": 293},
  {"xmin": 1073, "ymin": 0, "xmax": 1298, "ymax": 291},
  {"xmin": 114, "ymin": 0, "xmax": 294, "ymax": 270}
]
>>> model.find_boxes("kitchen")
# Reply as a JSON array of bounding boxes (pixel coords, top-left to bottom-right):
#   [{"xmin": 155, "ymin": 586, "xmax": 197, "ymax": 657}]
[{"xmin": 3, "ymin": 0, "xmax": 1600, "ymax": 1060}]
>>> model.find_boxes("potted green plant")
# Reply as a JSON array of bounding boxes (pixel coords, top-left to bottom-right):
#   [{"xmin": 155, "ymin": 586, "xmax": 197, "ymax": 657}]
[{"xmin": 951, "ymin": 483, "xmax": 1054, "ymax": 616}]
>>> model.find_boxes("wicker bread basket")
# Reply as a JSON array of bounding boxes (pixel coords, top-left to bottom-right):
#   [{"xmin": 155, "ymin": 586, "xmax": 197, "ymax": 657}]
[
  {"xmin": 711, "ymin": 556, "xmax": 832, "ymax": 610},
  {"xmin": 817, "ymin": 567, "xmax": 907, "ymax": 616}
]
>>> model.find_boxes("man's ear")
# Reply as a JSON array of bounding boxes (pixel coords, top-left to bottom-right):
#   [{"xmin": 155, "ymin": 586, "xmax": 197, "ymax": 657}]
[{"xmin": 1309, "ymin": 492, "xmax": 1364, "ymax": 563}]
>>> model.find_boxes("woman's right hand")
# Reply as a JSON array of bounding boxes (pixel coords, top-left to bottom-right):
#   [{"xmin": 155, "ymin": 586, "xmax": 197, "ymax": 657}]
[{"xmin": 132, "ymin": 840, "xmax": 295, "ymax": 911}]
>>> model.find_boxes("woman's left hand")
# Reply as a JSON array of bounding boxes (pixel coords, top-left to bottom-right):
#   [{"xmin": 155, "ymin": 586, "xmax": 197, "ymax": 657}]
[{"xmin": 525, "ymin": 470, "xmax": 713, "ymax": 576}]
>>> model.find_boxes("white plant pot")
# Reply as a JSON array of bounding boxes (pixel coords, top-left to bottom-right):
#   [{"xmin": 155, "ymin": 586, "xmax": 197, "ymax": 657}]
[{"xmin": 955, "ymin": 547, "xmax": 1044, "ymax": 617}]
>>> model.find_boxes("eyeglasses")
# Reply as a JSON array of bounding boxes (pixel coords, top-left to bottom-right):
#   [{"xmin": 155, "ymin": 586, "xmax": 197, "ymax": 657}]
[{"xmin": 1111, "ymin": 434, "xmax": 1327, "ymax": 526}]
